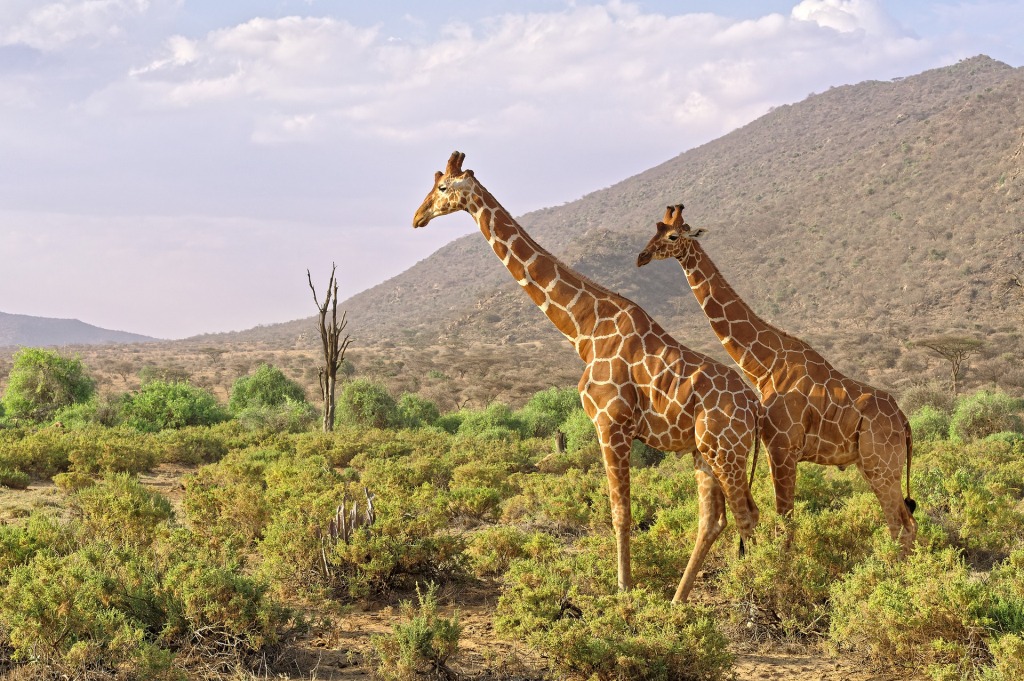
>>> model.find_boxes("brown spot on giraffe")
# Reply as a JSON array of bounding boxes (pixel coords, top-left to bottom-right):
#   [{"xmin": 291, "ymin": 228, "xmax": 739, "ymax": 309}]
[
  {"xmin": 413, "ymin": 153, "xmax": 763, "ymax": 602},
  {"xmin": 637, "ymin": 205, "xmax": 917, "ymax": 555}
]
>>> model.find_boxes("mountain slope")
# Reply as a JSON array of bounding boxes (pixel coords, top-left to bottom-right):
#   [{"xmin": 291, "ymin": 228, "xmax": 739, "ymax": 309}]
[
  {"xmin": 0, "ymin": 311, "xmax": 156, "ymax": 347},
  {"xmin": 227, "ymin": 56, "xmax": 1024, "ymax": 398}
]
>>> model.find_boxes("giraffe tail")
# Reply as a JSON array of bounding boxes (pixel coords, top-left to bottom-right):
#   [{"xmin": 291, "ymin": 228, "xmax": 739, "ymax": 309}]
[
  {"xmin": 904, "ymin": 425, "xmax": 916, "ymax": 515},
  {"xmin": 748, "ymin": 418, "xmax": 761, "ymax": 491}
]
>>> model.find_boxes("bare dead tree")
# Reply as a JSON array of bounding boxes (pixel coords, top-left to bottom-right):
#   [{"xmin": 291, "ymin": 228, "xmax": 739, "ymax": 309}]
[
  {"xmin": 308, "ymin": 264, "xmax": 353, "ymax": 432},
  {"xmin": 913, "ymin": 335, "xmax": 984, "ymax": 396}
]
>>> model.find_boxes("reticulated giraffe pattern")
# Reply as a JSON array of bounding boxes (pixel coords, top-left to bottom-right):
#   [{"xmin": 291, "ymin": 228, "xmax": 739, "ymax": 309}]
[
  {"xmin": 637, "ymin": 205, "xmax": 917, "ymax": 554},
  {"xmin": 413, "ymin": 152, "xmax": 761, "ymax": 602}
]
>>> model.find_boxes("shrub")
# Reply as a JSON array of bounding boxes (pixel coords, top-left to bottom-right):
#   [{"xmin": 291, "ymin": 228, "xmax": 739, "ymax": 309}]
[
  {"xmin": 66, "ymin": 426, "xmax": 158, "ymax": 475},
  {"xmin": 516, "ymin": 386, "xmax": 582, "ymax": 437},
  {"xmin": 950, "ymin": 391, "xmax": 1024, "ymax": 442},
  {"xmin": 561, "ymin": 408, "xmax": 598, "ymax": 453},
  {"xmin": 50, "ymin": 395, "xmax": 123, "ymax": 428},
  {"xmin": 0, "ymin": 546, "xmax": 175, "ymax": 678},
  {"xmin": 234, "ymin": 398, "xmax": 317, "ymax": 433},
  {"xmin": 229, "ymin": 364, "xmax": 307, "ymax": 412},
  {"xmin": 829, "ymin": 544, "xmax": 1024, "ymax": 680},
  {"xmin": 900, "ymin": 380, "xmax": 956, "ymax": 416},
  {"xmin": 911, "ymin": 405, "xmax": 951, "ymax": 442},
  {"xmin": 121, "ymin": 380, "xmax": 227, "ymax": 432},
  {"xmin": 718, "ymin": 493, "xmax": 883, "ymax": 639},
  {"xmin": 2, "ymin": 348, "xmax": 95, "ymax": 423},
  {"xmin": 913, "ymin": 440, "xmax": 1024, "ymax": 564},
  {"xmin": 456, "ymin": 403, "xmax": 527, "ymax": 439},
  {"xmin": 0, "ymin": 467, "xmax": 30, "ymax": 489},
  {"xmin": 70, "ymin": 473, "xmax": 174, "ymax": 547},
  {"xmin": 396, "ymin": 393, "xmax": 441, "ymax": 429},
  {"xmin": 371, "ymin": 582, "xmax": 461, "ymax": 681},
  {"xmin": 153, "ymin": 426, "xmax": 230, "ymax": 465},
  {"xmin": 338, "ymin": 379, "xmax": 398, "ymax": 429},
  {"xmin": 497, "ymin": 561, "xmax": 732, "ymax": 681}
]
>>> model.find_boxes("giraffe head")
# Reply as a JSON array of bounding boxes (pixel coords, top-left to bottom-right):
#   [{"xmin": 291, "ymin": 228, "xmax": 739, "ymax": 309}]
[
  {"xmin": 412, "ymin": 151, "xmax": 477, "ymax": 228},
  {"xmin": 636, "ymin": 204, "xmax": 706, "ymax": 267}
]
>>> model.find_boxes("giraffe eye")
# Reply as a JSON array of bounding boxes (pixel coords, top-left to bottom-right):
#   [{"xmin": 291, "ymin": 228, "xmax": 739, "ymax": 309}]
[
  {"xmin": 667, "ymin": 234, "xmax": 679, "ymax": 242},
  {"xmin": 438, "ymin": 184, "xmax": 448, "ymax": 193}
]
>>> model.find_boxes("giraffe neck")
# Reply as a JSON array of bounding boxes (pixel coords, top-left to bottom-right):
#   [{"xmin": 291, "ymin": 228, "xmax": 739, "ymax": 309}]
[
  {"xmin": 465, "ymin": 184, "xmax": 620, "ymax": 361},
  {"xmin": 676, "ymin": 242, "xmax": 792, "ymax": 388}
]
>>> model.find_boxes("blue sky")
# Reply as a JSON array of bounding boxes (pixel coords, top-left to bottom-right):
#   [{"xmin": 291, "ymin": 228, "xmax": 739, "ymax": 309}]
[{"xmin": 1, "ymin": 0, "xmax": 1021, "ymax": 339}]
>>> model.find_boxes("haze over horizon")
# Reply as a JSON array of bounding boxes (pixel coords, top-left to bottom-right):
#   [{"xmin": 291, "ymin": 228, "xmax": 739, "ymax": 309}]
[{"xmin": 1, "ymin": 0, "xmax": 1021, "ymax": 339}]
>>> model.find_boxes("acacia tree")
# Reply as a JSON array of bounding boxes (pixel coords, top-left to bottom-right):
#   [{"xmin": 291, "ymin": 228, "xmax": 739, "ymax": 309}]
[
  {"xmin": 308, "ymin": 264, "xmax": 353, "ymax": 432},
  {"xmin": 914, "ymin": 335, "xmax": 984, "ymax": 396}
]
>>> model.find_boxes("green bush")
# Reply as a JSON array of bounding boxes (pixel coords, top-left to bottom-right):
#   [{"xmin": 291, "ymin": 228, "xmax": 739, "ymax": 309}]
[
  {"xmin": 153, "ymin": 426, "xmax": 230, "ymax": 465},
  {"xmin": 396, "ymin": 393, "xmax": 441, "ymax": 429},
  {"xmin": 70, "ymin": 473, "xmax": 174, "ymax": 547},
  {"xmin": 911, "ymin": 405, "xmax": 951, "ymax": 442},
  {"xmin": 371, "ymin": 582, "xmax": 461, "ymax": 681},
  {"xmin": 516, "ymin": 386, "xmax": 582, "ymax": 437},
  {"xmin": 2, "ymin": 348, "xmax": 95, "ymax": 423},
  {"xmin": 913, "ymin": 440, "xmax": 1024, "ymax": 564},
  {"xmin": 561, "ymin": 408, "xmax": 598, "ymax": 453},
  {"xmin": 338, "ymin": 379, "xmax": 398, "ymax": 429},
  {"xmin": 234, "ymin": 398, "xmax": 317, "ymax": 433},
  {"xmin": 718, "ymin": 493, "xmax": 883, "ymax": 639},
  {"xmin": 0, "ymin": 467, "xmax": 30, "ymax": 489},
  {"xmin": 51, "ymin": 394, "xmax": 123, "ymax": 428},
  {"xmin": 950, "ymin": 390, "xmax": 1024, "ymax": 442},
  {"xmin": 830, "ymin": 545, "xmax": 1024, "ymax": 680},
  {"xmin": 121, "ymin": 380, "xmax": 227, "ymax": 432},
  {"xmin": 229, "ymin": 363, "xmax": 307, "ymax": 412},
  {"xmin": 497, "ymin": 557, "xmax": 732, "ymax": 681},
  {"xmin": 456, "ymin": 402, "xmax": 527, "ymax": 439}
]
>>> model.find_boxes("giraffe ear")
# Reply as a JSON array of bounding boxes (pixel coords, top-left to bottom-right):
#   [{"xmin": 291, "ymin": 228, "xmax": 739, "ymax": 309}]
[{"xmin": 689, "ymin": 227, "xmax": 707, "ymax": 239}]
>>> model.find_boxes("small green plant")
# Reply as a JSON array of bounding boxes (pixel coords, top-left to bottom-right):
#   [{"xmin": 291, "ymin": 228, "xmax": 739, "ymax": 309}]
[{"xmin": 371, "ymin": 582, "xmax": 461, "ymax": 681}]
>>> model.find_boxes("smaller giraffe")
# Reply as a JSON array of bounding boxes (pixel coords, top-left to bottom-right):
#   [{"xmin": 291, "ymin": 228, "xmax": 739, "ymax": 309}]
[
  {"xmin": 637, "ymin": 205, "xmax": 916, "ymax": 554},
  {"xmin": 413, "ymin": 153, "xmax": 761, "ymax": 602}
]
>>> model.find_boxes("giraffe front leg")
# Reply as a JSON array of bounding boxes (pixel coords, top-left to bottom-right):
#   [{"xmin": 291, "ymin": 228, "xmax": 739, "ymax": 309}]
[
  {"xmin": 674, "ymin": 455, "xmax": 727, "ymax": 604},
  {"xmin": 598, "ymin": 429, "xmax": 634, "ymax": 592}
]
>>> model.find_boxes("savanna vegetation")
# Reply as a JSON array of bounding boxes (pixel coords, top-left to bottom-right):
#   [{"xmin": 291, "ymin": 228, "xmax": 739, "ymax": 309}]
[{"xmin": 0, "ymin": 348, "xmax": 1023, "ymax": 680}]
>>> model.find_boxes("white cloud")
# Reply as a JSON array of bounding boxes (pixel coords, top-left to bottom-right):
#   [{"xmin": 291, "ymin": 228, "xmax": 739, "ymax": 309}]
[
  {"xmin": 103, "ymin": 0, "xmax": 930, "ymax": 155},
  {"xmin": 0, "ymin": 0, "xmax": 167, "ymax": 50}
]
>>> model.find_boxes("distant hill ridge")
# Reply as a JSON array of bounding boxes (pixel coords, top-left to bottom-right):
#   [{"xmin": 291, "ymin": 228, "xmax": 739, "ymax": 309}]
[
  {"xmin": 188, "ymin": 56, "xmax": 1024, "ymax": 393},
  {"xmin": 0, "ymin": 311, "xmax": 156, "ymax": 347}
]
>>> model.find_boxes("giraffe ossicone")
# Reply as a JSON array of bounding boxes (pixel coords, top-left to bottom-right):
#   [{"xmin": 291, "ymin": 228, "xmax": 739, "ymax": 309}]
[
  {"xmin": 413, "ymin": 152, "xmax": 762, "ymax": 603},
  {"xmin": 637, "ymin": 203, "xmax": 917, "ymax": 555}
]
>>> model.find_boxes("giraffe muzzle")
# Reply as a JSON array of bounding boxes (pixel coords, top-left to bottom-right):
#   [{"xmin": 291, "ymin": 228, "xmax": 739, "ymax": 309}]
[{"xmin": 637, "ymin": 251, "xmax": 653, "ymax": 267}]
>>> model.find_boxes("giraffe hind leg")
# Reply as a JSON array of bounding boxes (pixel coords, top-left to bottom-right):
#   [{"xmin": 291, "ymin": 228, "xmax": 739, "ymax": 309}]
[{"xmin": 674, "ymin": 455, "xmax": 727, "ymax": 604}]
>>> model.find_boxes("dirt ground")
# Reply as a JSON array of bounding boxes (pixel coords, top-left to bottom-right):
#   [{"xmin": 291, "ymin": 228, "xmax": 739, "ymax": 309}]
[{"xmin": 0, "ymin": 468, "xmax": 917, "ymax": 681}]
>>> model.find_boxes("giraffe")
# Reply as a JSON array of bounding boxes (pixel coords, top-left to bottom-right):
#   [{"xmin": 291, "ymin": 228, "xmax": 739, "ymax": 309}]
[
  {"xmin": 413, "ymin": 152, "xmax": 761, "ymax": 602},
  {"xmin": 637, "ymin": 204, "xmax": 917, "ymax": 554}
]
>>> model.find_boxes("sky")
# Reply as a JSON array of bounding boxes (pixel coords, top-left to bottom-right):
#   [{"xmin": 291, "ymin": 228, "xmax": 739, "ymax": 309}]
[{"xmin": 0, "ymin": 1, "xmax": 1021, "ymax": 339}]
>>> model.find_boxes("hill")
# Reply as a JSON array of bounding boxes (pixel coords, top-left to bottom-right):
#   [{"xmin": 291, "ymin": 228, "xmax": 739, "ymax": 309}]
[
  {"xmin": 0, "ymin": 311, "xmax": 156, "ymax": 347},
  {"xmin": 196, "ymin": 56, "xmax": 1024, "ymax": 405}
]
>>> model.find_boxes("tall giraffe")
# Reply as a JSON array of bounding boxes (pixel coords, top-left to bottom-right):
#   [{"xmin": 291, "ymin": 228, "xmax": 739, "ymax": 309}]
[
  {"xmin": 413, "ymin": 152, "xmax": 761, "ymax": 602},
  {"xmin": 637, "ymin": 205, "xmax": 917, "ymax": 554}
]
